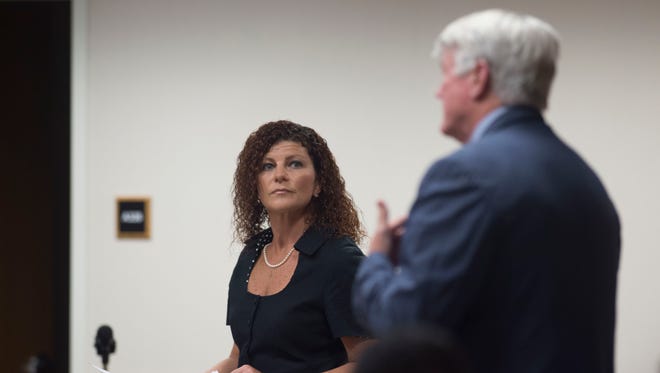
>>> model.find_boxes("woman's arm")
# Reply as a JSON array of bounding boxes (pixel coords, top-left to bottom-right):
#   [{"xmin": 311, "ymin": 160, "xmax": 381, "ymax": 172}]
[
  {"xmin": 323, "ymin": 336, "xmax": 374, "ymax": 373},
  {"xmin": 205, "ymin": 343, "xmax": 239, "ymax": 373}
]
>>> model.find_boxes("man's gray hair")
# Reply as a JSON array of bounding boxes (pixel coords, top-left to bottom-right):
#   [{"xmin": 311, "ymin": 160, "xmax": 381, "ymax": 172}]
[{"xmin": 432, "ymin": 9, "xmax": 560, "ymax": 110}]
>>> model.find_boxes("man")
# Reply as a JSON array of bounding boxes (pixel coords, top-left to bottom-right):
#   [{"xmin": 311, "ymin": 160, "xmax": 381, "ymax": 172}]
[{"xmin": 352, "ymin": 9, "xmax": 620, "ymax": 373}]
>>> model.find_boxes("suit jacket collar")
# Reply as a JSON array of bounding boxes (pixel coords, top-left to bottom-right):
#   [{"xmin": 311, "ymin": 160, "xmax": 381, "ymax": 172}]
[{"xmin": 481, "ymin": 105, "xmax": 545, "ymax": 138}]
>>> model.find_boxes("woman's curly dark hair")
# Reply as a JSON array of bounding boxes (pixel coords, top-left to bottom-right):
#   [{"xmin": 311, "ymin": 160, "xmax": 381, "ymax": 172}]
[{"xmin": 232, "ymin": 120, "xmax": 364, "ymax": 244}]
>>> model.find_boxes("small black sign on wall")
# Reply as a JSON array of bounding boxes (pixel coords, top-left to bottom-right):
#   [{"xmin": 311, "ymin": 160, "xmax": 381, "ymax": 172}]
[{"xmin": 116, "ymin": 197, "xmax": 151, "ymax": 239}]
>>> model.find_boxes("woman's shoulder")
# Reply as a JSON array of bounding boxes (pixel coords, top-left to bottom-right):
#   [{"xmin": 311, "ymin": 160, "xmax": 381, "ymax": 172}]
[
  {"xmin": 316, "ymin": 236, "xmax": 365, "ymax": 292},
  {"xmin": 317, "ymin": 235, "xmax": 365, "ymax": 267},
  {"xmin": 325, "ymin": 235, "xmax": 363, "ymax": 253}
]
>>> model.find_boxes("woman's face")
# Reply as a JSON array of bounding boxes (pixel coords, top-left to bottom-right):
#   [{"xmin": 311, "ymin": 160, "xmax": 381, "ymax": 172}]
[{"xmin": 257, "ymin": 140, "xmax": 320, "ymax": 218}]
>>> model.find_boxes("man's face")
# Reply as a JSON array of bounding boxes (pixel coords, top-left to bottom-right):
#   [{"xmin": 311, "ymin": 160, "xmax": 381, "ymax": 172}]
[{"xmin": 435, "ymin": 49, "xmax": 474, "ymax": 142}]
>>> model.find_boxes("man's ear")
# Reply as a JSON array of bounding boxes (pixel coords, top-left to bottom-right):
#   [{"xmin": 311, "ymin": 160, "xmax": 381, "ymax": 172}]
[{"xmin": 469, "ymin": 59, "xmax": 490, "ymax": 100}]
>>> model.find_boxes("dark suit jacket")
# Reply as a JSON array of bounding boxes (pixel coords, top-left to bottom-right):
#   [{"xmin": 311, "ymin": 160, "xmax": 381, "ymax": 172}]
[{"xmin": 353, "ymin": 106, "xmax": 620, "ymax": 373}]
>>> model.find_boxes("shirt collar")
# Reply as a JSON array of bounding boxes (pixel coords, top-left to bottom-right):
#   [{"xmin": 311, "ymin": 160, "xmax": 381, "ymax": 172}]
[
  {"xmin": 468, "ymin": 106, "xmax": 509, "ymax": 143},
  {"xmin": 294, "ymin": 227, "xmax": 331, "ymax": 256},
  {"xmin": 249, "ymin": 226, "xmax": 329, "ymax": 256}
]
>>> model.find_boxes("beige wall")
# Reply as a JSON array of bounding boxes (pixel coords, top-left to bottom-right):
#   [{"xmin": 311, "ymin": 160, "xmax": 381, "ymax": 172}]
[{"xmin": 72, "ymin": 0, "xmax": 660, "ymax": 372}]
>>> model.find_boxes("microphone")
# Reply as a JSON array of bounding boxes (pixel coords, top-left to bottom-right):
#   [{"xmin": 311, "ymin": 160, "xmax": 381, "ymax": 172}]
[{"xmin": 94, "ymin": 325, "xmax": 116, "ymax": 370}]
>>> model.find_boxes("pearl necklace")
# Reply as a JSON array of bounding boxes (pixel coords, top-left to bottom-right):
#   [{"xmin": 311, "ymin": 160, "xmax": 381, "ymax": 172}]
[{"xmin": 263, "ymin": 243, "xmax": 296, "ymax": 268}]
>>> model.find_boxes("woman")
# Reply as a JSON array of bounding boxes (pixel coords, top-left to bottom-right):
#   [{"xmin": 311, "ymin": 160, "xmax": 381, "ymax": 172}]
[{"xmin": 208, "ymin": 120, "xmax": 370, "ymax": 373}]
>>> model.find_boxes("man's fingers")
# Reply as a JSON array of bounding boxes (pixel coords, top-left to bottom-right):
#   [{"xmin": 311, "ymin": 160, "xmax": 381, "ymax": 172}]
[
  {"xmin": 390, "ymin": 215, "xmax": 407, "ymax": 230},
  {"xmin": 376, "ymin": 200, "xmax": 390, "ymax": 228}
]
